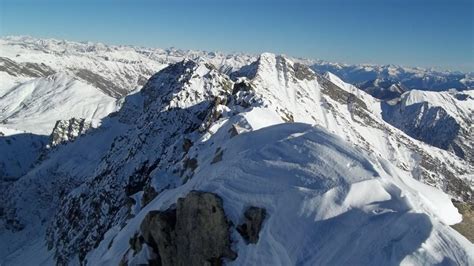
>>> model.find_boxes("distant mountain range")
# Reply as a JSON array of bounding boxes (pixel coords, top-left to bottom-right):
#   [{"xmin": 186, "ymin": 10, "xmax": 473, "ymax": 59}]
[
  {"xmin": 0, "ymin": 36, "xmax": 473, "ymax": 265},
  {"xmin": 1, "ymin": 36, "xmax": 472, "ymax": 101},
  {"xmin": 310, "ymin": 61, "xmax": 473, "ymax": 99}
]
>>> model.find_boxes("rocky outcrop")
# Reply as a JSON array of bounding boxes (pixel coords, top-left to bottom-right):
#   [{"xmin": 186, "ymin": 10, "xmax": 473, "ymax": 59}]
[
  {"xmin": 74, "ymin": 68, "xmax": 129, "ymax": 98},
  {"xmin": 45, "ymin": 60, "xmax": 235, "ymax": 263},
  {"xmin": 141, "ymin": 185, "xmax": 158, "ymax": 207},
  {"xmin": 140, "ymin": 209, "xmax": 177, "ymax": 265},
  {"xmin": 0, "ymin": 57, "xmax": 55, "ymax": 78},
  {"xmin": 381, "ymin": 91, "xmax": 474, "ymax": 164},
  {"xmin": 237, "ymin": 207, "xmax": 266, "ymax": 244},
  {"xmin": 452, "ymin": 201, "xmax": 474, "ymax": 243},
  {"xmin": 211, "ymin": 148, "xmax": 224, "ymax": 164},
  {"xmin": 357, "ymin": 78, "xmax": 407, "ymax": 100},
  {"xmin": 137, "ymin": 191, "xmax": 237, "ymax": 266},
  {"xmin": 49, "ymin": 118, "xmax": 91, "ymax": 147}
]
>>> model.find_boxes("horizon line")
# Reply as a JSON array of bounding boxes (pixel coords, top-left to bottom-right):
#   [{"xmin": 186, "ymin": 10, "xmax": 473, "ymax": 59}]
[{"xmin": 1, "ymin": 34, "xmax": 472, "ymax": 74}]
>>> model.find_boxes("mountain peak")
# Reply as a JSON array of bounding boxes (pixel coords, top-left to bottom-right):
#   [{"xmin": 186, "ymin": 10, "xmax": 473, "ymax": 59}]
[{"xmin": 232, "ymin": 53, "xmax": 316, "ymax": 85}]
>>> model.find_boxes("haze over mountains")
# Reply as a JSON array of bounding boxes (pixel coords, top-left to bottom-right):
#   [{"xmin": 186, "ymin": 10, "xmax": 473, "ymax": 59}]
[{"xmin": 0, "ymin": 36, "xmax": 473, "ymax": 265}]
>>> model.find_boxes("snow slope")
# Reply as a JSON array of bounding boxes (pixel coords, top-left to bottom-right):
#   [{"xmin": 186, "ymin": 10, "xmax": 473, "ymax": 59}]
[
  {"xmin": 382, "ymin": 89, "xmax": 474, "ymax": 163},
  {"xmin": 0, "ymin": 36, "xmax": 254, "ymax": 97},
  {"xmin": 89, "ymin": 122, "xmax": 473, "ymax": 265},
  {"xmin": 401, "ymin": 90, "xmax": 474, "ymax": 126},
  {"xmin": 0, "ymin": 126, "xmax": 47, "ymax": 179},
  {"xmin": 1, "ymin": 54, "xmax": 473, "ymax": 265},
  {"xmin": 233, "ymin": 53, "xmax": 473, "ymax": 200},
  {"xmin": 0, "ymin": 73, "xmax": 120, "ymax": 135},
  {"xmin": 0, "ymin": 36, "xmax": 256, "ymax": 136}
]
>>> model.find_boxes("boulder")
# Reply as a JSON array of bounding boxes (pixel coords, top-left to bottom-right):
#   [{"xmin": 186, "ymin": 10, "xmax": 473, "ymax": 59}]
[
  {"xmin": 237, "ymin": 207, "xmax": 266, "ymax": 244},
  {"xmin": 138, "ymin": 191, "xmax": 237, "ymax": 266}
]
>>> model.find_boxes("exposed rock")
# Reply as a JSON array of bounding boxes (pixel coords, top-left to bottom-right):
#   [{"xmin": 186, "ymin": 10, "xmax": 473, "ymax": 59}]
[
  {"xmin": 176, "ymin": 191, "xmax": 237, "ymax": 265},
  {"xmin": 228, "ymin": 124, "xmax": 248, "ymax": 138},
  {"xmin": 293, "ymin": 62, "xmax": 316, "ymax": 81},
  {"xmin": 237, "ymin": 207, "xmax": 266, "ymax": 244},
  {"xmin": 317, "ymin": 75, "xmax": 368, "ymax": 111},
  {"xmin": 182, "ymin": 138, "xmax": 193, "ymax": 153},
  {"xmin": 232, "ymin": 79, "xmax": 254, "ymax": 95},
  {"xmin": 141, "ymin": 209, "xmax": 178, "ymax": 266},
  {"xmin": 228, "ymin": 126, "xmax": 239, "ymax": 138},
  {"xmin": 74, "ymin": 68, "xmax": 128, "ymax": 98},
  {"xmin": 141, "ymin": 185, "xmax": 158, "ymax": 207},
  {"xmin": 452, "ymin": 201, "xmax": 474, "ymax": 243},
  {"xmin": 382, "ymin": 99, "xmax": 473, "ymax": 164},
  {"xmin": 129, "ymin": 232, "xmax": 144, "ymax": 254},
  {"xmin": 199, "ymin": 95, "xmax": 229, "ymax": 132},
  {"xmin": 49, "ymin": 118, "xmax": 91, "ymax": 147},
  {"xmin": 211, "ymin": 148, "xmax": 224, "ymax": 164},
  {"xmin": 357, "ymin": 78, "xmax": 407, "ymax": 100},
  {"xmin": 279, "ymin": 110, "xmax": 295, "ymax": 123},
  {"xmin": 138, "ymin": 191, "xmax": 237, "ymax": 266},
  {"xmin": 182, "ymin": 157, "xmax": 198, "ymax": 172},
  {"xmin": 125, "ymin": 160, "xmax": 159, "ymax": 197},
  {"xmin": 0, "ymin": 57, "xmax": 55, "ymax": 78}
]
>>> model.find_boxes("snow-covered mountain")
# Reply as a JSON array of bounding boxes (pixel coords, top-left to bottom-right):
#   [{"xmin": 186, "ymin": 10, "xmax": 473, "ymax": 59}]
[
  {"xmin": 0, "ymin": 36, "xmax": 256, "ymax": 136},
  {"xmin": 382, "ymin": 89, "xmax": 474, "ymax": 164},
  {"xmin": 1, "ymin": 35, "xmax": 472, "ymax": 138},
  {"xmin": 357, "ymin": 78, "xmax": 408, "ymax": 100},
  {"xmin": 0, "ymin": 73, "xmax": 119, "ymax": 135},
  {"xmin": 1, "ymin": 53, "xmax": 473, "ymax": 265},
  {"xmin": 0, "ymin": 36, "xmax": 254, "ymax": 97},
  {"xmin": 311, "ymin": 61, "xmax": 474, "ymax": 100}
]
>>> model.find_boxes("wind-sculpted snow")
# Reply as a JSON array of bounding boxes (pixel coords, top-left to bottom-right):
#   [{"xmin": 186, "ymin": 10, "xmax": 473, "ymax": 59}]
[
  {"xmin": 237, "ymin": 53, "xmax": 473, "ymax": 201},
  {"xmin": 45, "ymin": 60, "xmax": 236, "ymax": 263},
  {"xmin": 1, "ymin": 54, "xmax": 473, "ymax": 265},
  {"xmin": 89, "ymin": 123, "xmax": 473, "ymax": 265}
]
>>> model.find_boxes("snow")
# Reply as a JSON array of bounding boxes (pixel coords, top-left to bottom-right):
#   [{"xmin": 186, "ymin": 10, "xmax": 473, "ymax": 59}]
[
  {"xmin": 324, "ymin": 71, "xmax": 383, "ymax": 116},
  {"xmin": 0, "ymin": 126, "xmax": 46, "ymax": 178},
  {"xmin": 0, "ymin": 73, "xmax": 120, "ymax": 135},
  {"xmin": 401, "ymin": 89, "xmax": 474, "ymax": 125},
  {"xmin": 1, "ymin": 50, "xmax": 473, "ymax": 265},
  {"xmin": 88, "ymin": 122, "xmax": 473, "ymax": 265},
  {"xmin": 241, "ymin": 107, "xmax": 282, "ymax": 130},
  {"xmin": 0, "ymin": 72, "xmax": 29, "ymax": 97},
  {"xmin": 86, "ymin": 57, "xmax": 473, "ymax": 264},
  {"xmin": 311, "ymin": 60, "xmax": 473, "ymax": 91}
]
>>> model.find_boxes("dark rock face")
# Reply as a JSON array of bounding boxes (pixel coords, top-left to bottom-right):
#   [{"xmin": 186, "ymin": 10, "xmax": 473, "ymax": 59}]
[
  {"xmin": 141, "ymin": 209, "xmax": 178, "ymax": 266},
  {"xmin": 74, "ymin": 68, "xmax": 129, "ymax": 98},
  {"xmin": 451, "ymin": 201, "xmax": 474, "ymax": 243},
  {"xmin": 0, "ymin": 57, "xmax": 55, "ymax": 78},
  {"xmin": 46, "ymin": 61, "xmax": 233, "ymax": 263},
  {"xmin": 138, "ymin": 191, "xmax": 237, "ymax": 266},
  {"xmin": 357, "ymin": 79, "xmax": 407, "ymax": 100},
  {"xmin": 182, "ymin": 138, "xmax": 193, "ymax": 153},
  {"xmin": 211, "ymin": 148, "xmax": 224, "ymax": 164},
  {"xmin": 141, "ymin": 185, "xmax": 159, "ymax": 207},
  {"xmin": 237, "ymin": 207, "xmax": 266, "ymax": 244},
  {"xmin": 382, "ymin": 101, "xmax": 473, "ymax": 163},
  {"xmin": 176, "ymin": 191, "xmax": 237, "ymax": 265},
  {"xmin": 293, "ymin": 62, "xmax": 316, "ymax": 81},
  {"xmin": 49, "ymin": 118, "xmax": 91, "ymax": 147}
]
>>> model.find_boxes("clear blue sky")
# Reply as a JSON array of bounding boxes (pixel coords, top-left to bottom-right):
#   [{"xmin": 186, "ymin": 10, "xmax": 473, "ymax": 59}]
[{"xmin": 1, "ymin": 0, "xmax": 473, "ymax": 71}]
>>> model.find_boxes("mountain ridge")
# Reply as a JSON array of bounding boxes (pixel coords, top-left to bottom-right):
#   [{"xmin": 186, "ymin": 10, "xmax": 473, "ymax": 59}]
[{"xmin": 0, "ymin": 48, "xmax": 473, "ymax": 265}]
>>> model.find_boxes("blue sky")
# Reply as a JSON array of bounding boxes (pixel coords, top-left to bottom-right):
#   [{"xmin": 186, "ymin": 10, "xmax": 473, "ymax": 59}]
[{"xmin": 1, "ymin": 0, "xmax": 473, "ymax": 71}]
